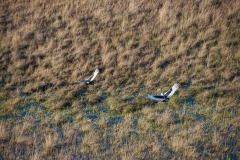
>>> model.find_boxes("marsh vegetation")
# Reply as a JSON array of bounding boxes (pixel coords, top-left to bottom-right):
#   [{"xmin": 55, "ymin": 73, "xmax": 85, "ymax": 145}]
[{"xmin": 0, "ymin": 0, "xmax": 239, "ymax": 159}]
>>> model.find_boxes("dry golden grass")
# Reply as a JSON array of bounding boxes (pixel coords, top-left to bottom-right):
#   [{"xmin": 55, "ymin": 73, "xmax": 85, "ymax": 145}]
[
  {"xmin": 1, "ymin": 0, "xmax": 239, "ymax": 95},
  {"xmin": 0, "ymin": 122, "xmax": 8, "ymax": 142},
  {"xmin": 0, "ymin": 0, "xmax": 239, "ymax": 159},
  {"xmin": 43, "ymin": 132, "xmax": 60, "ymax": 156}
]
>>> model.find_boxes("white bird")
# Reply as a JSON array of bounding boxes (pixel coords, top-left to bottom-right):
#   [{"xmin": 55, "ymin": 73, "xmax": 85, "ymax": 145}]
[
  {"xmin": 77, "ymin": 69, "xmax": 99, "ymax": 85},
  {"xmin": 148, "ymin": 83, "xmax": 179, "ymax": 102}
]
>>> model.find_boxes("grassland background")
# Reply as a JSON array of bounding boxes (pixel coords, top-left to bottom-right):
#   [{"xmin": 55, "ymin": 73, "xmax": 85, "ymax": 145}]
[{"xmin": 0, "ymin": 0, "xmax": 239, "ymax": 159}]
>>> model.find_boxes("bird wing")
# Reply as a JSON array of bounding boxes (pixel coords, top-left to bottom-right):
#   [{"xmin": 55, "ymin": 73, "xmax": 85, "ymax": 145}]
[
  {"xmin": 148, "ymin": 95, "xmax": 165, "ymax": 102},
  {"xmin": 77, "ymin": 80, "xmax": 90, "ymax": 84},
  {"xmin": 87, "ymin": 69, "xmax": 99, "ymax": 81},
  {"xmin": 163, "ymin": 83, "xmax": 179, "ymax": 98}
]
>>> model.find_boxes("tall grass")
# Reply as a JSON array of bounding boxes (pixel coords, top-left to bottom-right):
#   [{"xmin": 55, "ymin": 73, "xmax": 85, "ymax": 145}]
[{"xmin": 0, "ymin": 0, "xmax": 239, "ymax": 159}]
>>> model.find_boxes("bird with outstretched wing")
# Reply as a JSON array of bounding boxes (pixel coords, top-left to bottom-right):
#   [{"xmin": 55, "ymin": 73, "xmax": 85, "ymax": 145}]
[
  {"xmin": 148, "ymin": 83, "xmax": 179, "ymax": 102},
  {"xmin": 77, "ymin": 69, "xmax": 99, "ymax": 85}
]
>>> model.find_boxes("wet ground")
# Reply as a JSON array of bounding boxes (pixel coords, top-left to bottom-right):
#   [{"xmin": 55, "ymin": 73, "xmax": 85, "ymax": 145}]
[
  {"xmin": 1, "ymin": 81, "xmax": 200, "ymax": 123},
  {"xmin": 1, "ymin": 80, "xmax": 236, "ymax": 159}
]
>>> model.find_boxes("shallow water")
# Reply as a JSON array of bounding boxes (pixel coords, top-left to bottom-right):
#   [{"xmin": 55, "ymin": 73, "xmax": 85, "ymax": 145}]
[
  {"xmin": 100, "ymin": 92, "xmax": 107, "ymax": 101},
  {"xmin": 0, "ymin": 84, "xmax": 227, "ymax": 159},
  {"xmin": 77, "ymin": 89, "xmax": 87, "ymax": 96},
  {"xmin": 14, "ymin": 86, "xmax": 194, "ymax": 124},
  {"xmin": 184, "ymin": 98, "xmax": 195, "ymax": 106},
  {"xmin": 1, "ymin": 80, "xmax": 218, "ymax": 126},
  {"xmin": 183, "ymin": 80, "xmax": 191, "ymax": 91},
  {"xmin": 108, "ymin": 115, "xmax": 123, "ymax": 127}
]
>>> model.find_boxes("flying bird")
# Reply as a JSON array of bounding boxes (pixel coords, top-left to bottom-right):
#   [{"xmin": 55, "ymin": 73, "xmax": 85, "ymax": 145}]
[
  {"xmin": 77, "ymin": 69, "xmax": 99, "ymax": 85},
  {"xmin": 148, "ymin": 83, "xmax": 179, "ymax": 102}
]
